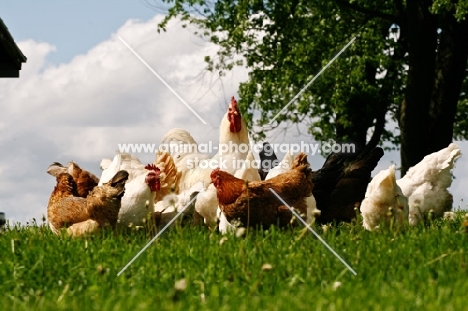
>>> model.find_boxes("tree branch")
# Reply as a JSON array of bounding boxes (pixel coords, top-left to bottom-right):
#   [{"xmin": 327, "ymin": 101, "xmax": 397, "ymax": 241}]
[{"xmin": 335, "ymin": 0, "xmax": 398, "ymax": 22}]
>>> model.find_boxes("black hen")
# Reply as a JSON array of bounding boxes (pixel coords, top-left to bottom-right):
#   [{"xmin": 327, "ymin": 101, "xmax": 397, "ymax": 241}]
[
  {"xmin": 313, "ymin": 147, "xmax": 384, "ymax": 224},
  {"xmin": 257, "ymin": 142, "xmax": 278, "ymax": 180}
]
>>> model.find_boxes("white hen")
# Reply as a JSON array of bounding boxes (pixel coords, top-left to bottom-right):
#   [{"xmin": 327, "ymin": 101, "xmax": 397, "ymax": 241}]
[
  {"xmin": 153, "ymin": 182, "xmax": 205, "ymax": 228},
  {"xmin": 396, "ymin": 143, "xmax": 462, "ymax": 226},
  {"xmin": 360, "ymin": 165, "xmax": 409, "ymax": 231},
  {"xmin": 264, "ymin": 150, "xmax": 294, "ymax": 180},
  {"xmin": 99, "ymin": 153, "xmax": 145, "ymax": 185},
  {"xmin": 160, "ymin": 127, "xmax": 210, "ymax": 179},
  {"xmin": 99, "ymin": 153, "xmax": 161, "ymax": 228}
]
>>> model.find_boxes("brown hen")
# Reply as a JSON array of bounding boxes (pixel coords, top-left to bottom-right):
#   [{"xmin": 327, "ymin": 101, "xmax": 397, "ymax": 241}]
[
  {"xmin": 86, "ymin": 170, "xmax": 129, "ymax": 228},
  {"xmin": 47, "ymin": 173, "xmax": 88, "ymax": 234},
  {"xmin": 47, "ymin": 170, "xmax": 128, "ymax": 236},
  {"xmin": 211, "ymin": 152, "xmax": 313, "ymax": 228},
  {"xmin": 47, "ymin": 161, "xmax": 99, "ymax": 197}
]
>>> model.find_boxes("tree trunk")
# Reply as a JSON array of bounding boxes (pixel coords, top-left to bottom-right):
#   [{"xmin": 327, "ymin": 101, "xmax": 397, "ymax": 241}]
[
  {"xmin": 428, "ymin": 17, "xmax": 468, "ymax": 152},
  {"xmin": 399, "ymin": 0, "xmax": 437, "ymax": 175},
  {"xmin": 335, "ymin": 93, "xmax": 374, "ymax": 155}
]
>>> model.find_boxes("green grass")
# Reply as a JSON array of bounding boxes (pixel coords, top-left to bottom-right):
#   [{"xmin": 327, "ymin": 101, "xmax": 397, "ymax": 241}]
[{"xmin": 1, "ymin": 213, "xmax": 468, "ymax": 311}]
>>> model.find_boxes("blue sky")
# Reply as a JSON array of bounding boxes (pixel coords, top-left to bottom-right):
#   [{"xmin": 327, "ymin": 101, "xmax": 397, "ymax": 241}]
[
  {"xmin": 0, "ymin": 1, "xmax": 466, "ymax": 225},
  {"xmin": 0, "ymin": 1, "xmax": 158, "ymax": 64}
]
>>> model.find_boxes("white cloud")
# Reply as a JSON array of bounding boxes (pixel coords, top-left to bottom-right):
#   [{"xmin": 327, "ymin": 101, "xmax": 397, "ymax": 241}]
[{"xmin": 14, "ymin": 40, "xmax": 57, "ymax": 77}]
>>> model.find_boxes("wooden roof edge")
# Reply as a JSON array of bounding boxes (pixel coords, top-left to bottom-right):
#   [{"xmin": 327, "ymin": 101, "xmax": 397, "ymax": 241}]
[{"xmin": 0, "ymin": 17, "xmax": 27, "ymax": 64}]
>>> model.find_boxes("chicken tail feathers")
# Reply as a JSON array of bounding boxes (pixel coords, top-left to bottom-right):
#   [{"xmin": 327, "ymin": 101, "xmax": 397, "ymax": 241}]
[
  {"xmin": 347, "ymin": 147, "xmax": 384, "ymax": 176},
  {"xmin": 312, "ymin": 152, "xmax": 349, "ymax": 186},
  {"xmin": 442, "ymin": 143, "xmax": 462, "ymax": 170},
  {"xmin": 47, "ymin": 162, "xmax": 67, "ymax": 177},
  {"xmin": 292, "ymin": 152, "xmax": 309, "ymax": 168}
]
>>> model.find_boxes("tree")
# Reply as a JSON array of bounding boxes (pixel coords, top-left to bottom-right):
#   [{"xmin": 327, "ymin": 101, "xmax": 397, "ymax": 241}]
[{"xmin": 152, "ymin": 0, "xmax": 468, "ymax": 175}]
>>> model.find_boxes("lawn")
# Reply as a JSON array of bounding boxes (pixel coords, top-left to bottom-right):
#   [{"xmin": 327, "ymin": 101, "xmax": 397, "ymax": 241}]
[{"xmin": 1, "ymin": 213, "xmax": 467, "ymax": 310}]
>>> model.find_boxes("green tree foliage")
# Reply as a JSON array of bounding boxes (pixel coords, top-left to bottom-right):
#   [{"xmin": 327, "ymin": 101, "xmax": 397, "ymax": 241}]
[{"xmin": 153, "ymin": 0, "xmax": 468, "ymax": 174}]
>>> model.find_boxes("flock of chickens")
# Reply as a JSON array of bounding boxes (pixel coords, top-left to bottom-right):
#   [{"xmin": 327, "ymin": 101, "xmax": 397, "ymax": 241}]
[{"xmin": 45, "ymin": 96, "xmax": 462, "ymax": 237}]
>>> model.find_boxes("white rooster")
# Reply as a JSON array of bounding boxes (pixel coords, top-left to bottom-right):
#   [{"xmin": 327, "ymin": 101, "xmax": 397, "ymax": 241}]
[
  {"xmin": 161, "ymin": 96, "xmax": 251, "ymax": 225},
  {"xmin": 396, "ymin": 143, "xmax": 462, "ymax": 226},
  {"xmin": 161, "ymin": 96, "xmax": 250, "ymax": 192},
  {"xmin": 360, "ymin": 165, "xmax": 409, "ymax": 231}
]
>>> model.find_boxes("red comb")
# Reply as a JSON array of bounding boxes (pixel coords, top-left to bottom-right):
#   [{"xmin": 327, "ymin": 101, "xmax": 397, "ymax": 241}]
[
  {"xmin": 210, "ymin": 167, "xmax": 221, "ymax": 178},
  {"xmin": 231, "ymin": 96, "xmax": 237, "ymax": 106},
  {"xmin": 145, "ymin": 164, "xmax": 161, "ymax": 174}
]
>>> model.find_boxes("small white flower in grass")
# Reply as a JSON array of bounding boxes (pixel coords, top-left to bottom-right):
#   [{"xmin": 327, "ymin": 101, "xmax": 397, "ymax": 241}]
[
  {"xmin": 332, "ymin": 281, "xmax": 342, "ymax": 291},
  {"xmin": 236, "ymin": 227, "xmax": 246, "ymax": 238},
  {"xmin": 443, "ymin": 212, "xmax": 456, "ymax": 221},
  {"xmin": 174, "ymin": 279, "xmax": 188, "ymax": 292},
  {"xmin": 261, "ymin": 263, "xmax": 273, "ymax": 271},
  {"xmin": 230, "ymin": 218, "xmax": 243, "ymax": 228},
  {"xmin": 219, "ymin": 236, "xmax": 228, "ymax": 245},
  {"xmin": 322, "ymin": 224, "xmax": 330, "ymax": 232}
]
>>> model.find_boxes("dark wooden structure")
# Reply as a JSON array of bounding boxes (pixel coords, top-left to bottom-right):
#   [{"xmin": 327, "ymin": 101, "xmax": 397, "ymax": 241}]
[{"xmin": 0, "ymin": 18, "xmax": 27, "ymax": 77}]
